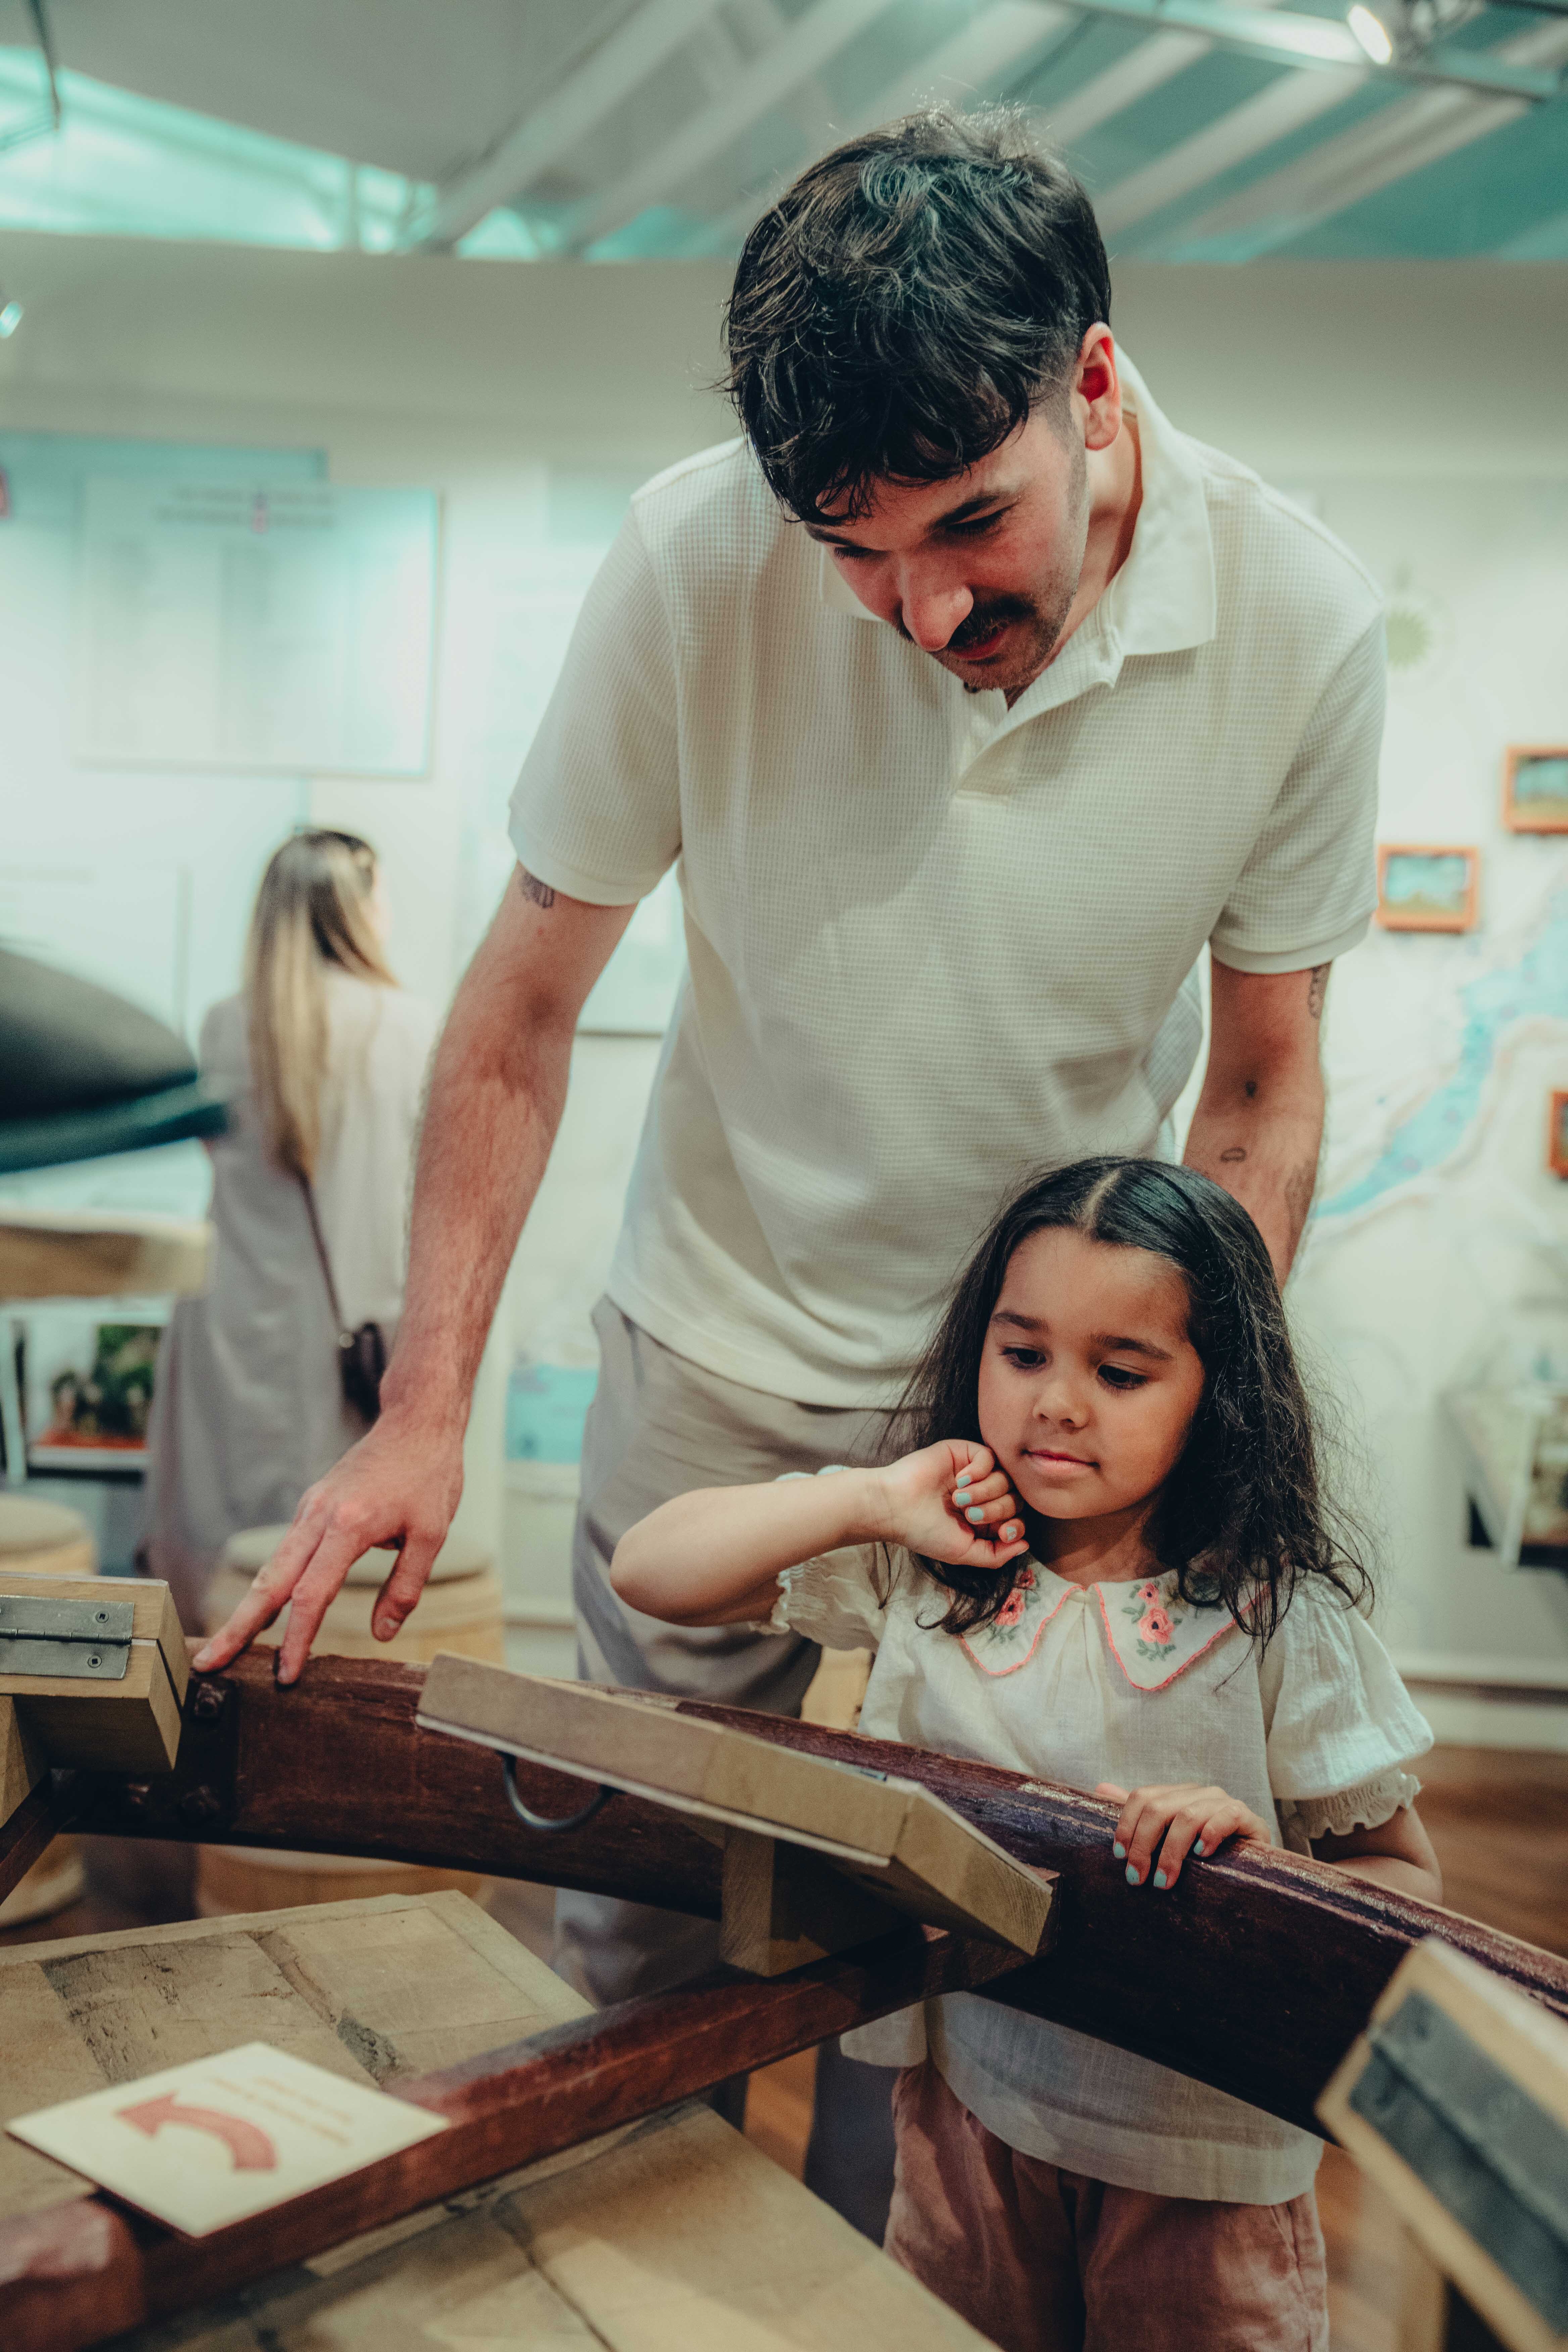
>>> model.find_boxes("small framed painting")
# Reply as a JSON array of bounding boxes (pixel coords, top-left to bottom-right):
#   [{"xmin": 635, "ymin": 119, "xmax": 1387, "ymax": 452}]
[
  {"xmin": 1375, "ymin": 844, "xmax": 1479, "ymax": 933},
  {"xmin": 1504, "ymin": 747, "xmax": 1568, "ymax": 834},
  {"xmin": 1550, "ymin": 1091, "xmax": 1568, "ymax": 1181}
]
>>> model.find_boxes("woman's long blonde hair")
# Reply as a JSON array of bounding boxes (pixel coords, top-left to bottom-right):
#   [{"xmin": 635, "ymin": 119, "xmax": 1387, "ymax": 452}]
[{"xmin": 245, "ymin": 829, "xmax": 395, "ymax": 1180}]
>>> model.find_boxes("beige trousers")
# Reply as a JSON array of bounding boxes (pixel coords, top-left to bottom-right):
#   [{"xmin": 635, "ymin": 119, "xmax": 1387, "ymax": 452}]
[{"xmin": 553, "ymin": 1296, "xmax": 899, "ymax": 2007}]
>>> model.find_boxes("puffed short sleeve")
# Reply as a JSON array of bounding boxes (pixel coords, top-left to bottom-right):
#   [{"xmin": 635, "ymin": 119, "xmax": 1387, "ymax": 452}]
[
  {"xmin": 1261, "ymin": 1582, "xmax": 1433, "ymax": 1843},
  {"xmin": 746, "ymin": 1470, "xmax": 888, "ymax": 1651}
]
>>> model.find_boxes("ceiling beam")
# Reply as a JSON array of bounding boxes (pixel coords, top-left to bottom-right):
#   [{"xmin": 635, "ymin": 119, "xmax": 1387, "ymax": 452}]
[
  {"xmin": 699, "ymin": 0, "xmax": 1075, "ymax": 252},
  {"xmin": 412, "ymin": 0, "xmax": 725, "ymax": 251},
  {"xmin": 1167, "ymin": 13, "xmax": 1568, "ymax": 252},
  {"xmin": 1042, "ymin": 27, "xmax": 1214, "ymax": 144},
  {"xmin": 1093, "ymin": 61, "xmax": 1367, "ymax": 238},
  {"xmin": 25, "ymin": 0, "xmax": 60, "ymax": 130},
  {"xmin": 1043, "ymin": 0, "xmax": 1561, "ymax": 100},
  {"xmin": 564, "ymin": 0, "xmax": 905, "ymax": 254}
]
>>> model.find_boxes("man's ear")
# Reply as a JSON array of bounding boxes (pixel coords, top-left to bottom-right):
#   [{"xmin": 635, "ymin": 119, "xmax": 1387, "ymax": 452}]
[{"xmin": 1075, "ymin": 325, "xmax": 1123, "ymax": 453}]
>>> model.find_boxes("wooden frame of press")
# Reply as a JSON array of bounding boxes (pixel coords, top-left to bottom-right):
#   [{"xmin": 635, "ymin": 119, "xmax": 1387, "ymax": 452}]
[{"xmin": 6, "ymin": 1648, "xmax": 1568, "ymax": 2352}]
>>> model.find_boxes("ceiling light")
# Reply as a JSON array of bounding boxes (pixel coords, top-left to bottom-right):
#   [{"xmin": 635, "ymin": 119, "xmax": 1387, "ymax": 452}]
[
  {"xmin": 1348, "ymin": 3, "xmax": 1397, "ymax": 58},
  {"xmin": 0, "ymin": 301, "xmax": 22, "ymax": 338}
]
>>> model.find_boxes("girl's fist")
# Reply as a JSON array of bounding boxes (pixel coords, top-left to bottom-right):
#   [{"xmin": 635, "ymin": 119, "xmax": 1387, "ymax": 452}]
[{"xmin": 872, "ymin": 1440, "xmax": 1029, "ymax": 1570}]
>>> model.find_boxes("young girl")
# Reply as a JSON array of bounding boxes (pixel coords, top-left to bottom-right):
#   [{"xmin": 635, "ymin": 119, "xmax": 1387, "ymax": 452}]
[{"xmin": 611, "ymin": 1157, "xmax": 1440, "ymax": 2352}]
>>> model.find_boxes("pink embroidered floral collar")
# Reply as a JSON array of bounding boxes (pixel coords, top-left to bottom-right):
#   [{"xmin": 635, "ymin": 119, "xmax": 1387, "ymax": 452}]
[{"xmin": 957, "ymin": 1561, "xmax": 1237, "ymax": 1689}]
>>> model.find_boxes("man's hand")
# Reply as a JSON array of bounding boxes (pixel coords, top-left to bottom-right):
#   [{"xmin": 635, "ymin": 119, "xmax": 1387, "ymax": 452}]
[
  {"xmin": 1096, "ymin": 1779, "xmax": 1272, "ymax": 1889},
  {"xmin": 191, "ymin": 1406, "xmax": 466, "ymax": 1682},
  {"xmin": 1183, "ymin": 957, "xmax": 1329, "ymax": 1282},
  {"xmin": 871, "ymin": 1441, "xmax": 1029, "ymax": 1572},
  {"xmin": 193, "ymin": 864, "xmax": 634, "ymax": 1684}
]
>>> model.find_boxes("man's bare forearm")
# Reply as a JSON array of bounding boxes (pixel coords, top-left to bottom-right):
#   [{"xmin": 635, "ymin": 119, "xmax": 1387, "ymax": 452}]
[
  {"xmin": 379, "ymin": 1006, "xmax": 571, "ymax": 1435},
  {"xmin": 1183, "ymin": 961, "xmax": 1330, "ymax": 1282},
  {"xmin": 378, "ymin": 871, "xmax": 630, "ymax": 1435},
  {"xmin": 1185, "ymin": 1081, "xmax": 1323, "ymax": 1281}
]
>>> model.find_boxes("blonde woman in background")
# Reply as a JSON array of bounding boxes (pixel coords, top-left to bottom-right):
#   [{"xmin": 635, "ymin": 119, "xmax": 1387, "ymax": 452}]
[{"xmin": 140, "ymin": 830, "xmax": 437, "ymax": 1627}]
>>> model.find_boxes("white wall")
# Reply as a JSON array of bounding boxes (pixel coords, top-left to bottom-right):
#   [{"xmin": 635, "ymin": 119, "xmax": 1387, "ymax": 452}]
[
  {"xmin": 0, "ymin": 236, "xmax": 733, "ymax": 1594},
  {"xmin": 4, "ymin": 237, "xmax": 1566, "ymax": 1715}
]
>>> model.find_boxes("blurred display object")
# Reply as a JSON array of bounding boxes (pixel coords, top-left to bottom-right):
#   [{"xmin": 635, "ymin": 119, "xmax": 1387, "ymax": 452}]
[
  {"xmin": 1376, "ymin": 844, "xmax": 1481, "ymax": 934},
  {"xmin": 0, "ymin": 947, "xmax": 226, "ymax": 1174},
  {"xmin": 74, "ymin": 480, "xmax": 437, "ymax": 777},
  {"xmin": 1504, "ymin": 749, "xmax": 1568, "ymax": 836},
  {"xmin": 505, "ymin": 1357, "xmax": 598, "ymax": 1463},
  {"xmin": 34, "ymin": 1321, "xmax": 160, "ymax": 1461},
  {"xmin": 1551, "ymin": 1092, "xmax": 1568, "ymax": 1182},
  {"xmin": 1444, "ymin": 1381, "xmax": 1568, "ymax": 1569}
]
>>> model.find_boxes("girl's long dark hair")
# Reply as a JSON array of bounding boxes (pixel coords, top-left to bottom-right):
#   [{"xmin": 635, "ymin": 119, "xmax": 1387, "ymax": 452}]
[{"xmin": 899, "ymin": 1157, "xmax": 1371, "ymax": 1645}]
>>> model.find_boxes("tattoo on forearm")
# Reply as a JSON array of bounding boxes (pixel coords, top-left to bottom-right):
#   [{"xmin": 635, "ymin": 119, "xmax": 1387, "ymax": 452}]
[
  {"xmin": 517, "ymin": 867, "xmax": 556, "ymax": 910},
  {"xmin": 1307, "ymin": 964, "xmax": 1330, "ymax": 1020},
  {"xmin": 1219, "ymin": 1146, "xmax": 1247, "ymax": 1164}
]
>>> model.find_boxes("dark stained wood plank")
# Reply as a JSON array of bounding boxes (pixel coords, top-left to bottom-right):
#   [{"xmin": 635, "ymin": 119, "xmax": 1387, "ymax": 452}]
[
  {"xmin": 63, "ymin": 1655, "xmax": 1568, "ymax": 2143},
  {"xmin": 673, "ymin": 1697, "xmax": 1568, "ymax": 2136},
  {"xmin": 0, "ymin": 1921, "xmax": 1027, "ymax": 2352},
  {"xmin": 70, "ymin": 1652, "xmax": 727, "ymax": 1915},
  {"xmin": 0, "ymin": 1782, "xmax": 72, "ymax": 1907}
]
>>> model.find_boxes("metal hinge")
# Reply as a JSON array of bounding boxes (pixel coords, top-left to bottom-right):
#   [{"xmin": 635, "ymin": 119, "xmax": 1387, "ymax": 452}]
[{"xmin": 0, "ymin": 1593, "xmax": 134, "ymax": 1680}]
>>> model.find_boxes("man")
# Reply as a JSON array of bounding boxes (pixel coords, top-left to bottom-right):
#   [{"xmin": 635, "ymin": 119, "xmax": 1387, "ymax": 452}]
[{"xmin": 199, "ymin": 107, "xmax": 1380, "ymax": 2078}]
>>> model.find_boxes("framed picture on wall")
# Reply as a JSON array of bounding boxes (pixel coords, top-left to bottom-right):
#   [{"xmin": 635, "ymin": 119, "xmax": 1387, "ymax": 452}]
[
  {"xmin": 1504, "ymin": 747, "xmax": 1568, "ymax": 833},
  {"xmin": 1550, "ymin": 1091, "xmax": 1568, "ymax": 1181},
  {"xmin": 1375, "ymin": 844, "xmax": 1479, "ymax": 933}
]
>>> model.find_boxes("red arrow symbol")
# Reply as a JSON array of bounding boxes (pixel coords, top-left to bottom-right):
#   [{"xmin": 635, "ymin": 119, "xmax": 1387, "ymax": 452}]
[{"xmin": 115, "ymin": 2092, "xmax": 277, "ymax": 2171}]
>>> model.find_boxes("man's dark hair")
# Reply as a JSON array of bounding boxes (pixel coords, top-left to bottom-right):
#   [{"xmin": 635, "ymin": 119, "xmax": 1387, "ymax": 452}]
[{"xmin": 724, "ymin": 107, "xmax": 1111, "ymax": 524}]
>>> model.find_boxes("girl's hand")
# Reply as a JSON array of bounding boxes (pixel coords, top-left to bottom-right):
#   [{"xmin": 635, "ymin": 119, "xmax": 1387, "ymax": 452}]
[
  {"xmin": 872, "ymin": 1441, "xmax": 1029, "ymax": 1572},
  {"xmin": 1095, "ymin": 1781, "xmax": 1272, "ymax": 1891}
]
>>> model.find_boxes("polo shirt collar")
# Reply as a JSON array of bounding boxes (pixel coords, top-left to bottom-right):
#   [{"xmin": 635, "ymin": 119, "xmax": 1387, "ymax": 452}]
[
  {"xmin": 815, "ymin": 348, "xmax": 1217, "ymax": 660},
  {"xmin": 1109, "ymin": 352, "xmax": 1217, "ymax": 657}
]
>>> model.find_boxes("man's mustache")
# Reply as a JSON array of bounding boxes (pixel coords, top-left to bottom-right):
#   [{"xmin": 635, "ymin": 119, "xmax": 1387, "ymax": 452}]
[{"xmin": 944, "ymin": 597, "xmax": 1040, "ymax": 651}]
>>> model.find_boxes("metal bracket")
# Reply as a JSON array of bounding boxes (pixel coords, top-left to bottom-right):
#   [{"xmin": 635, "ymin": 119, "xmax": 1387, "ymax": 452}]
[
  {"xmin": 0, "ymin": 1594, "xmax": 133, "ymax": 1681},
  {"xmin": 500, "ymin": 1752, "xmax": 611, "ymax": 1834}
]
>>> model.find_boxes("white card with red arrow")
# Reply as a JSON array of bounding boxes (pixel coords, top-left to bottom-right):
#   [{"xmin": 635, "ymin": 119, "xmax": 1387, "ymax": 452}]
[{"xmin": 5, "ymin": 2041, "xmax": 449, "ymax": 2236}]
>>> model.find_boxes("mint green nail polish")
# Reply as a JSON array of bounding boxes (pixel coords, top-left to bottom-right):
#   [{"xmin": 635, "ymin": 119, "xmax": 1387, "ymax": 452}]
[
  {"xmin": 1194, "ymin": 1838, "xmax": 1206, "ymax": 1855},
  {"xmin": 1112, "ymin": 1841, "xmax": 1125, "ymax": 1859},
  {"xmin": 1153, "ymin": 1869, "xmax": 1168, "ymax": 1889},
  {"xmin": 1125, "ymin": 1863, "xmax": 1140, "ymax": 1885},
  {"xmin": 966, "ymin": 1507, "xmax": 983, "ymax": 1522}
]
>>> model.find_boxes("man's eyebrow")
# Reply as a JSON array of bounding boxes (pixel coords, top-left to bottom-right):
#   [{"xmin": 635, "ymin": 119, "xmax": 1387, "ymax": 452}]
[{"xmin": 803, "ymin": 489, "xmax": 1014, "ymax": 551}]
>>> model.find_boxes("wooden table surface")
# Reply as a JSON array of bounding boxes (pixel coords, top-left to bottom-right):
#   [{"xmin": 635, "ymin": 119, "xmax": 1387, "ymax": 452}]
[
  {"xmin": 0, "ymin": 1206, "xmax": 210, "ymax": 1301},
  {"xmin": 0, "ymin": 1890, "xmax": 988, "ymax": 2351}
]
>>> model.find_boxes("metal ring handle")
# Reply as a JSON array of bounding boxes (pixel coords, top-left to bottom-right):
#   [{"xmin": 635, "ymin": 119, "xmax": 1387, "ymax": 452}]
[{"xmin": 500, "ymin": 1752, "xmax": 611, "ymax": 1834}]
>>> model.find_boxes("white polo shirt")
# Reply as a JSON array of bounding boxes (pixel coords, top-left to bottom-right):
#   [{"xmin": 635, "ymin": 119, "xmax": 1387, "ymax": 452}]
[{"xmin": 509, "ymin": 358, "xmax": 1383, "ymax": 1407}]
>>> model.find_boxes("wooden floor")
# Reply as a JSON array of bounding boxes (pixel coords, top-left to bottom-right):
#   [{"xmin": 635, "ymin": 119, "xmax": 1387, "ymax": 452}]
[{"xmin": 7, "ymin": 1742, "xmax": 1567, "ymax": 2352}]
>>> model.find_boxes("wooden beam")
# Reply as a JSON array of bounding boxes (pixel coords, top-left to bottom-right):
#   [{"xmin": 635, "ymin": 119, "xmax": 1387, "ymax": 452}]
[
  {"xmin": 0, "ymin": 1776, "xmax": 70, "ymax": 1905},
  {"xmin": 0, "ymin": 1922, "xmax": 1024, "ymax": 2352},
  {"xmin": 66, "ymin": 1651, "xmax": 1568, "ymax": 2138}
]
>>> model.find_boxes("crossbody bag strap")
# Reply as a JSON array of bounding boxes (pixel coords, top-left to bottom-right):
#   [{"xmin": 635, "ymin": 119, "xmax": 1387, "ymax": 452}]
[{"xmin": 297, "ymin": 1173, "xmax": 347, "ymax": 1337}]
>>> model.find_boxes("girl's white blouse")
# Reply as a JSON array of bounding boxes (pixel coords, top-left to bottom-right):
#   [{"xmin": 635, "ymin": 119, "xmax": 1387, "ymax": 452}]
[{"xmin": 762, "ymin": 1492, "xmax": 1433, "ymax": 2206}]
